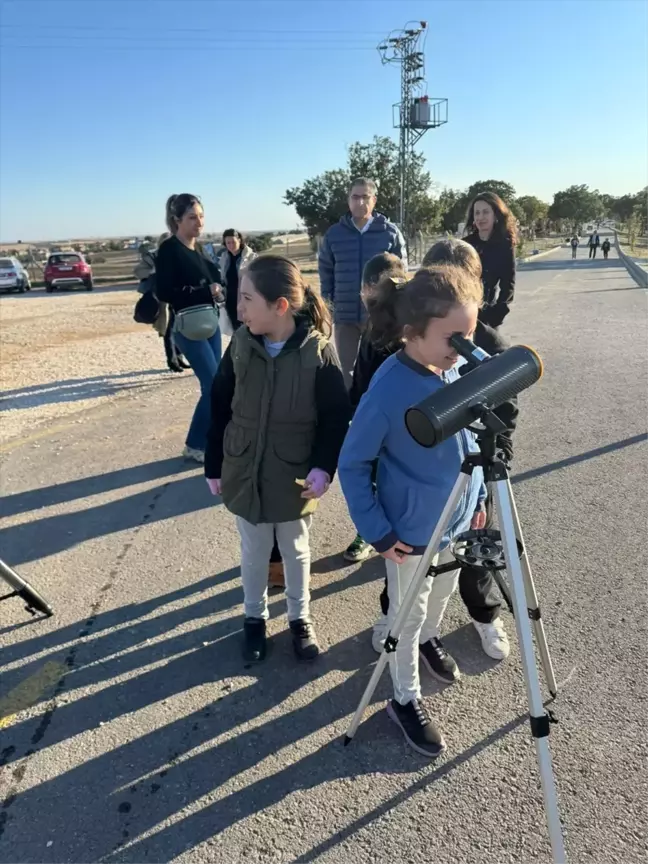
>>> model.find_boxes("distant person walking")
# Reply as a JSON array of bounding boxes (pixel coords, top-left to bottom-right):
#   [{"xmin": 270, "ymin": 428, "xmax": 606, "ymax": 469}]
[
  {"xmin": 218, "ymin": 229, "xmax": 256, "ymax": 333},
  {"xmin": 463, "ymin": 192, "xmax": 517, "ymax": 329},
  {"xmin": 601, "ymin": 237, "xmax": 611, "ymax": 259},
  {"xmin": 570, "ymin": 235, "xmax": 580, "ymax": 259},
  {"xmin": 155, "ymin": 194, "xmax": 224, "ymax": 463},
  {"xmin": 318, "ymin": 178, "xmax": 407, "ymax": 385},
  {"xmin": 588, "ymin": 231, "xmax": 600, "ymax": 259}
]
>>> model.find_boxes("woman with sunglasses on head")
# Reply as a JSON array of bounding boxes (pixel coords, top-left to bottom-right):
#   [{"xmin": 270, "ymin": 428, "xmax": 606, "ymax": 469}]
[{"xmin": 155, "ymin": 194, "xmax": 224, "ymax": 463}]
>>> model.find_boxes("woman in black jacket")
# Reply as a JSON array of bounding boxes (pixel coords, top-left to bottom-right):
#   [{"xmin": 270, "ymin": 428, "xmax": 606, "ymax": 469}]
[
  {"xmin": 155, "ymin": 194, "xmax": 224, "ymax": 463},
  {"xmin": 464, "ymin": 191, "xmax": 517, "ymax": 329}
]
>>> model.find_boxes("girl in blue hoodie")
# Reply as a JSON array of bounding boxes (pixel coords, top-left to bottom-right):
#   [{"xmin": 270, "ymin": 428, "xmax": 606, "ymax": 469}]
[{"xmin": 338, "ymin": 264, "xmax": 486, "ymax": 758}]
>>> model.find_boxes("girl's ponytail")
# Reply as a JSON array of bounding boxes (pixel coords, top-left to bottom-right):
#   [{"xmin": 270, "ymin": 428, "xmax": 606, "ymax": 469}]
[
  {"xmin": 165, "ymin": 195, "xmax": 178, "ymax": 234},
  {"xmin": 366, "ymin": 274, "xmax": 408, "ymax": 348},
  {"xmin": 303, "ymin": 283, "xmax": 332, "ymax": 338}
]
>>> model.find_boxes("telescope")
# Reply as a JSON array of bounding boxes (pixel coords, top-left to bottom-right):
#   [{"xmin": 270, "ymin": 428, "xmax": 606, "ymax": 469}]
[{"xmin": 405, "ymin": 342, "xmax": 543, "ymax": 448}]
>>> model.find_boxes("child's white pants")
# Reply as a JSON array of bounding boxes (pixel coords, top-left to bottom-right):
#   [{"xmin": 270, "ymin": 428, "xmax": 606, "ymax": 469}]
[
  {"xmin": 385, "ymin": 548, "xmax": 460, "ymax": 705},
  {"xmin": 237, "ymin": 516, "xmax": 312, "ymax": 622}
]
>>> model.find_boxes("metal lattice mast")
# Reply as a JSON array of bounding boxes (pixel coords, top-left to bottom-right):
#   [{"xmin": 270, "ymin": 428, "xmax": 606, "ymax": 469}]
[{"xmin": 378, "ymin": 22, "xmax": 448, "ymax": 237}]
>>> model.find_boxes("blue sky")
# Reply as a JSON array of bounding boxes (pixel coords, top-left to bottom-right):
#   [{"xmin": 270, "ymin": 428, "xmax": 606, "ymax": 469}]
[{"xmin": 1, "ymin": 0, "xmax": 646, "ymax": 241}]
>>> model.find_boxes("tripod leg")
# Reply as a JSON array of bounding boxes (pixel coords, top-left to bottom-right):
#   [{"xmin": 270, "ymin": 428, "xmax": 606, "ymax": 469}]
[
  {"xmin": 492, "ymin": 482, "xmax": 566, "ymax": 863},
  {"xmin": 505, "ymin": 480, "xmax": 558, "ymax": 698},
  {"xmin": 0, "ymin": 558, "xmax": 54, "ymax": 617},
  {"xmin": 344, "ymin": 472, "xmax": 471, "ymax": 744}
]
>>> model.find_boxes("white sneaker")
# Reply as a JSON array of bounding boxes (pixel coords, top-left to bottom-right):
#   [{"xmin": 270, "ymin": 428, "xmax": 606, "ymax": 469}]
[
  {"xmin": 372, "ymin": 615, "xmax": 388, "ymax": 654},
  {"xmin": 183, "ymin": 446, "xmax": 205, "ymax": 464},
  {"xmin": 472, "ymin": 618, "xmax": 510, "ymax": 660}
]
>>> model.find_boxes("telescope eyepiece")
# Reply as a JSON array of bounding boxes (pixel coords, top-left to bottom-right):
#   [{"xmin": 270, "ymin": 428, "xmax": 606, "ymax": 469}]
[{"xmin": 450, "ymin": 333, "xmax": 491, "ymax": 367}]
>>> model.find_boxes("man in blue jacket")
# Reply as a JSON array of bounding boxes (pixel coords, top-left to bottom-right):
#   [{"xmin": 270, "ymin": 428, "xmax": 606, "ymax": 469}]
[{"xmin": 318, "ymin": 178, "xmax": 407, "ymax": 385}]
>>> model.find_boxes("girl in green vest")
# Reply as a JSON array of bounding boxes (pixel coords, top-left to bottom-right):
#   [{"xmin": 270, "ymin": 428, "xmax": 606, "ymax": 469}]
[{"xmin": 205, "ymin": 256, "xmax": 351, "ymax": 663}]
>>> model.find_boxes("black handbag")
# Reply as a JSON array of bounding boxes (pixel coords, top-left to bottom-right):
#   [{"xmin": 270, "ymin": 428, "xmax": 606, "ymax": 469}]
[{"xmin": 133, "ymin": 281, "xmax": 160, "ymax": 324}]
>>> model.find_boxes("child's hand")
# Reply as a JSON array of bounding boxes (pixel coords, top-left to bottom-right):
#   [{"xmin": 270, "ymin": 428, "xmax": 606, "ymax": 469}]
[
  {"xmin": 471, "ymin": 509, "xmax": 486, "ymax": 530},
  {"xmin": 206, "ymin": 478, "xmax": 221, "ymax": 496},
  {"xmin": 299, "ymin": 469, "xmax": 330, "ymax": 499},
  {"xmin": 381, "ymin": 541, "xmax": 413, "ymax": 563}
]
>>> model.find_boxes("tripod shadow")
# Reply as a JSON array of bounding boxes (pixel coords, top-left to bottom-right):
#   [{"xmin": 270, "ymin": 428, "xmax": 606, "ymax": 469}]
[
  {"xmin": 2, "ymin": 603, "xmax": 537, "ymax": 864},
  {"xmin": 0, "ymin": 371, "xmax": 170, "ymax": 413},
  {"xmin": 0, "ymin": 457, "xmax": 196, "ymax": 518},
  {"xmin": 1, "ymin": 622, "xmax": 407, "ymax": 862},
  {"xmin": 512, "ymin": 432, "xmax": 647, "ymax": 486},
  {"xmin": 0, "ymin": 556, "xmax": 383, "ymax": 739},
  {"xmin": 292, "ymin": 708, "xmax": 531, "ymax": 864},
  {"xmin": 0, "ymin": 472, "xmax": 217, "ymax": 566}
]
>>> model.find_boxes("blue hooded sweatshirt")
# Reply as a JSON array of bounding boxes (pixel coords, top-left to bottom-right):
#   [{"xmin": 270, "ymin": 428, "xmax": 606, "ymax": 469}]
[{"xmin": 338, "ymin": 351, "xmax": 486, "ymax": 554}]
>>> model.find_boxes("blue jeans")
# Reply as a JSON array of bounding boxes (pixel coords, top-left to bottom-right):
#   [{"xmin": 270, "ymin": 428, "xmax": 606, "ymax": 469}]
[{"xmin": 173, "ymin": 328, "xmax": 222, "ymax": 451}]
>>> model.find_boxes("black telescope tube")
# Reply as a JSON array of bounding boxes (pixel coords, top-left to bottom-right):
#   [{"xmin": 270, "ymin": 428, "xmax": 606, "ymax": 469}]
[{"xmin": 405, "ymin": 345, "xmax": 543, "ymax": 448}]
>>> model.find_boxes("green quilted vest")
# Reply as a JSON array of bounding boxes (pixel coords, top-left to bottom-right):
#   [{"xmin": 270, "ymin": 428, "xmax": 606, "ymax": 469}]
[{"xmin": 220, "ymin": 323, "xmax": 328, "ymax": 525}]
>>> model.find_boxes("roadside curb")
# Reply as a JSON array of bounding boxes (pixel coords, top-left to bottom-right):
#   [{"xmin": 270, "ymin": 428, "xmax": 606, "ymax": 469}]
[{"xmin": 614, "ymin": 233, "xmax": 648, "ymax": 288}]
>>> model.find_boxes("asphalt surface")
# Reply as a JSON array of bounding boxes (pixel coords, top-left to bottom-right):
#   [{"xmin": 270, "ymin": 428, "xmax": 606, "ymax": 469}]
[{"xmin": 1, "ymin": 240, "xmax": 647, "ymax": 864}]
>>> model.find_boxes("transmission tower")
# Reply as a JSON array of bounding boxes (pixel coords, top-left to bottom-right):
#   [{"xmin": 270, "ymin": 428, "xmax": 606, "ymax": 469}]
[{"xmin": 378, "ymin": 22, "xmax": 448, "ymax": 237}]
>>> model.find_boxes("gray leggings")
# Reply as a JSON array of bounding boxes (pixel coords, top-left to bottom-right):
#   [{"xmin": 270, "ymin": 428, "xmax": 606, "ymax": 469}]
[{"xmin": 237, "ymin": 516, "xmax": 312, "ymax": 621}]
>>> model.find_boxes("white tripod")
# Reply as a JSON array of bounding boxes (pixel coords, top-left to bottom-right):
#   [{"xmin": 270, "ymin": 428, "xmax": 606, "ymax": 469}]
[{"xmin": 344, "ymin": 429, "xmax": 566, "ymax": 863}]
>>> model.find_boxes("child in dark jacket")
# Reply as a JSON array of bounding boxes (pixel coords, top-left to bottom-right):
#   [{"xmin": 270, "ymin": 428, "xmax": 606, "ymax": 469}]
[{"xmin": 338, "ymin": 264, "xmax": 487, "ymax": 757}]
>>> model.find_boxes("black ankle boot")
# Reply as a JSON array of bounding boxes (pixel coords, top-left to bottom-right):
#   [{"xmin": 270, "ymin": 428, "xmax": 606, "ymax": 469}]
[
  {"xmin": 242, "ymin": 617, "xmax": 267, "ymax": 662},
  {"xmin": 289, "ymin": 619, "xmax": 319, "ymax": 661}
]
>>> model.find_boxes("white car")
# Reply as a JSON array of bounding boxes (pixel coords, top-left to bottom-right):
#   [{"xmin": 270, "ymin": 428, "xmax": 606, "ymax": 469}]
[{"xmin": 0, "ymin": 257, "xmax": 31, "ymax": 294}]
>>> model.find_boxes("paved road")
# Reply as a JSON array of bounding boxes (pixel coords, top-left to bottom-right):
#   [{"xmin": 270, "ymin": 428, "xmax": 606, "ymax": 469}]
[{"xmin": 1, "ymin": 243, "xmax": 646, "ymax": 863}]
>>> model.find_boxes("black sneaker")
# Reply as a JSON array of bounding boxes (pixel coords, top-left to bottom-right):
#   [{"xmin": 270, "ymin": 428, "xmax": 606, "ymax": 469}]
[
  {"xmin": 343, "ymin": 534, "xmax": 372, "ymax": 563},
  {"xmin": 386, "ymin": 699, "xmax": 446, "ymax": 758},
  {"xmin": 289, "ymin": 619, "xmax": 320, "ymax": 661},
  {"xmin": 419, "ymin": 637, "xmax": 460, "ymax": 684},
  {"xmin": 242, "ymin": 617, "xmax": 267, "ymax": 662}
]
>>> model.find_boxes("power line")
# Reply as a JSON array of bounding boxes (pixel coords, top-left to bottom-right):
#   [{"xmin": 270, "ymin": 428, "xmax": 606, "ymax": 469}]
[
  {"xmin": 0, "ymin": 28, "xmax": 379, "ymax": 51},
  {"xmin": 1, "ymin": 41, "xmax": 376, "ymax": 52},
  {"xmin": 0, "ymin": 23, "xmax": 386, "ymax": 36},
  {"xmin": 1, "ymin": 34, "xmax": 377, "ymax": 44}
]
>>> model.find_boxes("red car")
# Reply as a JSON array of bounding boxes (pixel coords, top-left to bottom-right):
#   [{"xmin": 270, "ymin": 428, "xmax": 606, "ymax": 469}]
[{"xmin": 44, "ymin": 253, "xmax": 93, "ymax": 292}]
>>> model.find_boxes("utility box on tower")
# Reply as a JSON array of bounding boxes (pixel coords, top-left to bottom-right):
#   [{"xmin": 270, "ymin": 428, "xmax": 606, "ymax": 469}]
[{"xmin": 410, "ymin": 96, "xmax": 431, "ymax": 127}]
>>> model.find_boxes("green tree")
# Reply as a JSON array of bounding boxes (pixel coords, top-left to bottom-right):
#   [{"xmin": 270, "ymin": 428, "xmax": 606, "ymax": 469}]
[
  {"xmin": 636, "ymin": 188, "xmax": 647, "ymax": 234},
  {"xmin": 610, "ymin": 190, "xmax": 645, "ymax": 222},
  {"xmin": 247, "ymin": 233, "xmax": 274, "ymax": 253},
  {"xmin": 437, "ymin": 188, "xmax": 464, "ymax": 232},
  {"xmin": 284, "ymin": 169, "xmax": 350, "ymax": 239},
  {"xmin": 463, "ymin": 179, "xmax": 517, "ymax": 207},
  {"xmin": 548, "ymin": 185, "xmax": 602, "ymax": 232},
  {"xmin": 284, "ymin": 136, "xmax": 439, "ymax": 238},
  {"xmin": 516, "ymin": 195, "xmax": 549, "ymax": 231}
]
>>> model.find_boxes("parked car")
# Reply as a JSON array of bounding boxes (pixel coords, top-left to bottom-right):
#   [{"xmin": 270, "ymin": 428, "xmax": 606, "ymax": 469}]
[
  {"xmin": 44, "ymin": 253, "xmax": 93, "ymax": 292},
  {"xmin": 0, "ymin": 257, "xmax": 31, "ymax": 293}
]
